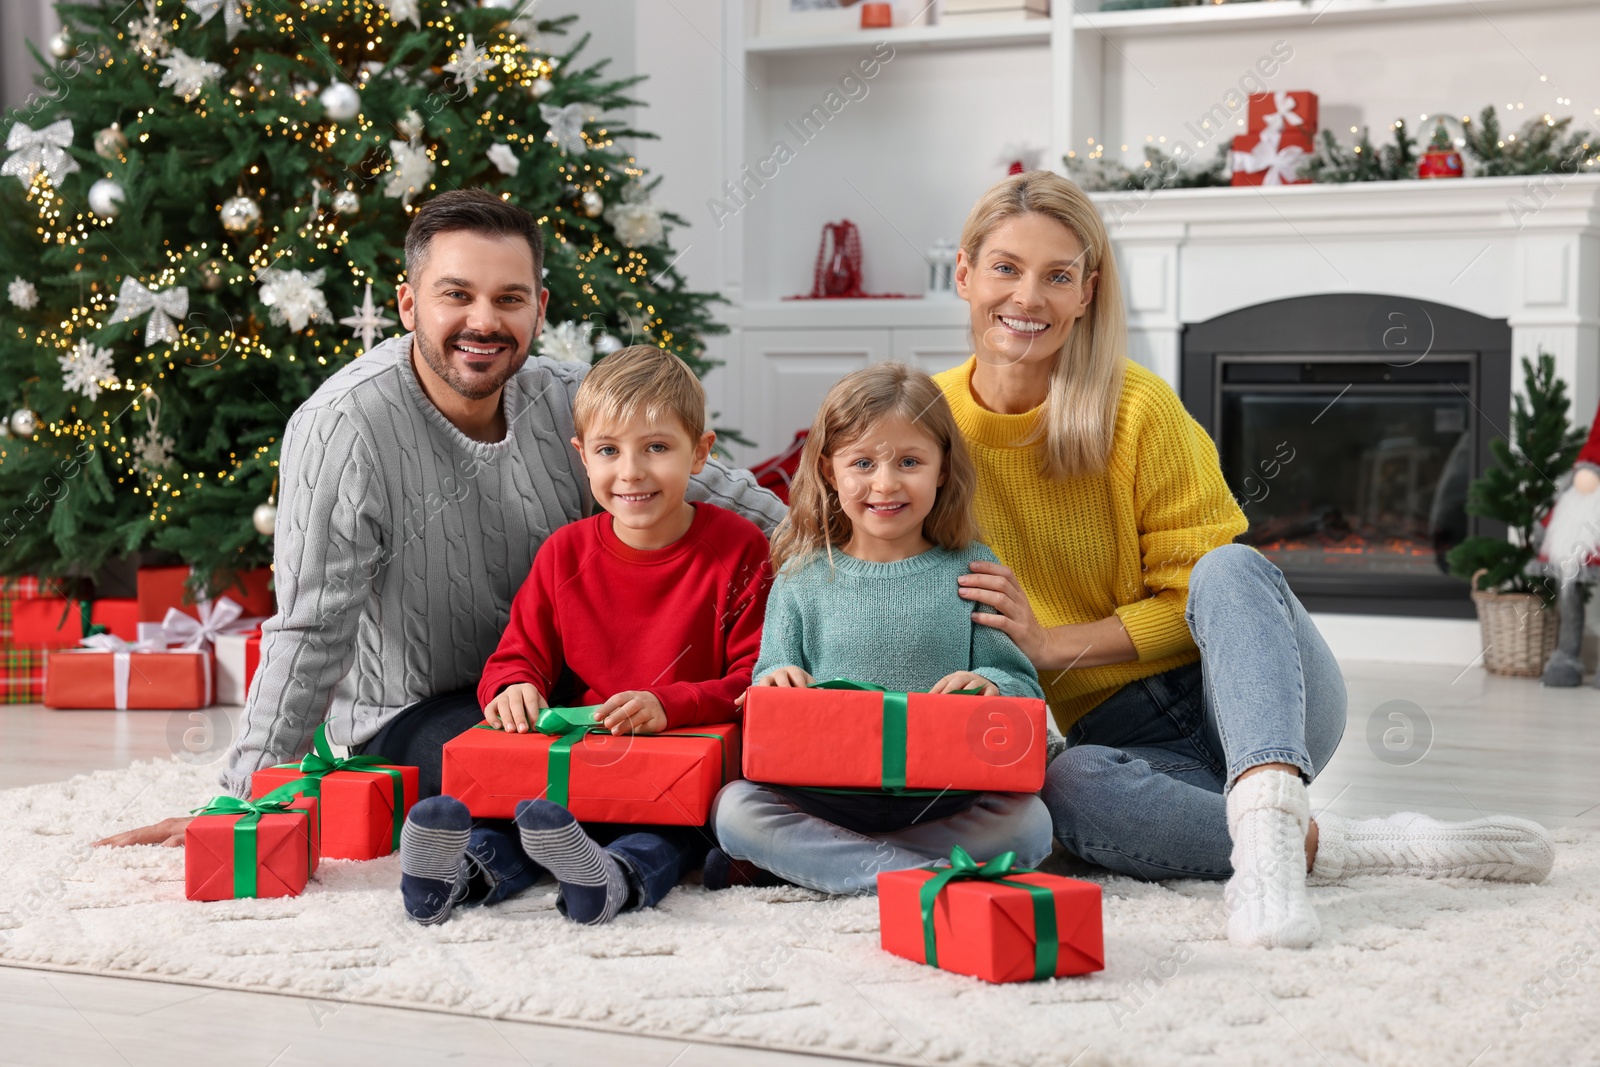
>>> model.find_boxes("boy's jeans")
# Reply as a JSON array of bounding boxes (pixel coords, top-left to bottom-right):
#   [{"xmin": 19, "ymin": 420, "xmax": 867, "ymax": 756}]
[
  {"xmin": 1044, "ymin": 544, "xmax": 1347, "ymax": 881},
  {"xmin": 712, "ymin": 782, "xmax": 1052, "ymax": 895},
  {"xmin": 463, "ymin": 820, "xmax": 707, "ymax": 912}
]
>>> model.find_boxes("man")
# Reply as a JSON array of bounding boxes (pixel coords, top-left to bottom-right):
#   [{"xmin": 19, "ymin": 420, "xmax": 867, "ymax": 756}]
[{"xmin": 98, "ymin": 189, "xmax": 783, "ymax": 847}]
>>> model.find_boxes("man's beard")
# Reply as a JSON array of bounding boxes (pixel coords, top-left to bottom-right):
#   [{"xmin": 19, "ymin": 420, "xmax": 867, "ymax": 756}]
[
  {"xmin": 414, "ymin": 325, "xmax": 528, "ymax": 401},
  {"xmin": 1543, "ymin": 476, "xmax": 1600, "ymax": 575}
]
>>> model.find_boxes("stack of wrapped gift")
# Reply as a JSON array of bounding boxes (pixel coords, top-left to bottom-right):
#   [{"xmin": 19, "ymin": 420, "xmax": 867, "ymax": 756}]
[
  {"xmin": 1230, "ymin": 90, "xmax": 1319, "ymax": 187},
  {"xmin": 252, "ymin": 726, "xmax": 417, "ymax": 859},
  {"xmin": 2, "ymin": 577, "xmax": 138, "ymax": 703},
  {"xmin": 441, "ymin": 706, "xmax": 739, "ymax": 826}
]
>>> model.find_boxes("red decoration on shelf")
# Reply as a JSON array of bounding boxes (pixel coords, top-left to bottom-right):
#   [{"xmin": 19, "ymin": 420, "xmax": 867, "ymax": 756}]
[
  {"xmin": 789, "ymin": 220, "xmax": 916, "ymax": 300},
  {"xmin": 859, "ymin": 2, "xmax": 892, "ymax": 28},
  {"xmin": 749, "ymin": 430, "xmax": 809, "ymax": 505}
]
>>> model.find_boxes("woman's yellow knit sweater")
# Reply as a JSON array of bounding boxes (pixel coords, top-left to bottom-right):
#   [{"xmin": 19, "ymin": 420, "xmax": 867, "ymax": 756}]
[{"xmin": 934, "ymin": 356, "xmax": 1248, "ymax": 731}]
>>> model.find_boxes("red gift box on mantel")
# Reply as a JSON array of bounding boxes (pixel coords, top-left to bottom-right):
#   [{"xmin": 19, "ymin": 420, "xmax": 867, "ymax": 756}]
[
  {"xmin": 138, "ymin": 565, "xmax": 274, "ymax": 624},
  {"xmin": 11, "ymin": 597, "xmax": 138, "ymax": 648},
  {"xmin": 878, "ymin": 847, "xmax": 1104, "ymax": 984},
  {"xmin": 43, "ymin": 643, "xmax": 214, "ymax": 709},
  {"xmin": 186, "ymin": 782, "xmax": 321, "ymax": 901},
  {"xmin": 215, "ymin": 628, "xmax": 263, "ymax": 704},
  {"xmin": 741, "ymin": 680, "xmax": 1047, "ymax": 793},
  {"xmin": 1230, "ymin": 127, "xmax": 1315, "ymax": 187},
  {"xmin": 251, "ymin": 727, "xmax": 416, "ymax": 860},
  {"xmin": 441, "ymin": 708, "xmax": 740, "ymax": 825},
  {"xmin": 1246, "ymin": 90, "xmax": 1319, "ymax": 137}
]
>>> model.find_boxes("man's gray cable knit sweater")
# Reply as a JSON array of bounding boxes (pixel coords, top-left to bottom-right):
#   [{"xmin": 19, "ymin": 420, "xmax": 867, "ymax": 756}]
[{"xmin": 220, "ymin": 333, "xmax": 786, "ymax": 797}]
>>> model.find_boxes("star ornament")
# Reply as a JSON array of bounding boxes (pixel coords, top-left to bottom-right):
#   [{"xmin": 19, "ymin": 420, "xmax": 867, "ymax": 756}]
[
  {"xmin": 158, "ymin": 50, "xmax": 225, "ymax": 101},
  {"xmin": 540, "ymin": 102, "xmax": 590, "ymax": 156},
  {"xmin": 444, "ymin": 34, "xmax": 495, "ymax": 96},
  {"xmin": 338, "ymin": 282, "xmax": 397, "ymax": 353}
]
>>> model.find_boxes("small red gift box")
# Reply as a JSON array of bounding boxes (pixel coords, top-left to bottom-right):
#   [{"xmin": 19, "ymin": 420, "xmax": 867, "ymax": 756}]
[
  {"xmin": 12, "ymin": 597, "xmax": 138, "ymax": 648},
  {"xmin": 741, "ymin": 683, "xmax": 1047, "ymax": 793},
  {"xmin": 215, "ymin": 629, "xmax": 263, "ymax": 704},
  {"xmin": 138, "ymin": 565, "xmax": 274, "ymax": 623},
  {"xmin": 252, "ymin": 756, "xmax": 416, "ymax": 861},
  {"xmin": 441, "ymin": 719, "xmax": 740, "ymax": 825},
  {"xmin": 186, "ymin": 792, "xmax": 319, "ymax": 901},
  {"xmin": 1230, "ymin": 128, "xmax": 1314, "ymax": 187},
  {"xmin": 1246, "ymin": 90, "xmax": 1318, "ymax": 135},
  {"xmin": 43, "ymin": 646, "xmax": 213, "ymax": 709},
  {"xmin": 878, "ymin": 852, "xmax": 1104, "ymax": 984}
]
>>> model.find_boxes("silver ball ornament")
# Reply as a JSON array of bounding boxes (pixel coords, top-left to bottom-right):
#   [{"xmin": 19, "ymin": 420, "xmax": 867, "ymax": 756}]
[
  {"xmin": 9, "ymin": 408, "xmax": 37, "ymax": 437},
  {"xmin": 49, "ymin": 31, "xmax": 73, "ymax": 59},
  {"xmin": 220, "ymin": 195, "xmax": 262, "ymax": 234},
  {"xmin": 252, "ymin": 501, "xmax": 278, "ymax": 536},
  {"xmin": 581, "ymin": 190, "xmax": 604, "ymax": 218},
  {"xmin": 93, "ymin": 125, "xmax": 128, "ymax": 160},
  {"xmin": 332, "ymin": 189, "xmax": 360, "ymax": 215},
  {"xmin": 88, "ymin": 178, "xmax": 125, "ymax": 218},
  {"xmin": 320, "ymin": 82, "xmax": 361, "ymax": 122}
]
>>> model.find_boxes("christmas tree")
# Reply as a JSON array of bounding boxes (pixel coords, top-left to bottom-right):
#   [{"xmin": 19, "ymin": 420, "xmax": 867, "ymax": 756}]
[{"xmin": 0, "ymin": 0, "xmax": 721, "ymax": 592}]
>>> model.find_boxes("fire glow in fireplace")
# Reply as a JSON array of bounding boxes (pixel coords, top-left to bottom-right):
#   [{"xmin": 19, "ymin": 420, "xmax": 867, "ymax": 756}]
[{"xmin": 1182, "ymin": 295, "xmax": 1512, "ymax": 618}]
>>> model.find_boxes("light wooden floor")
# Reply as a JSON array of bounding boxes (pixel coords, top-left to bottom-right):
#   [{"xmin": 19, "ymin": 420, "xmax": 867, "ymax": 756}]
[{"xmin": 2, "ymin": 660, "xmax": 1597, "ymax": 1066}]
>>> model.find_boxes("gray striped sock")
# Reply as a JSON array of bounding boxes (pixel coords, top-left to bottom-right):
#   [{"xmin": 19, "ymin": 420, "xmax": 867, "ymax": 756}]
[{"xmin": 515, "ymin": 800, "xmax": 628, "ymax": 925}]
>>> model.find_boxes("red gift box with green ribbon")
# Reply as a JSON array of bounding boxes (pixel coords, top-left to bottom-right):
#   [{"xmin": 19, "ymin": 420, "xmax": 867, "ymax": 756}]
[
  {"xmin": 185, "ymin": 778, "xmax": 321, "ymax": 901},
  {"xmin": 440, "ymin": 706, "xmax": 739, "ymax": 825},
  {"xmin": 742, "ymin": 680, "xmax": 1047, "ymax": 793},
  {"xmin": 11, "ymin": 597, "xmax": 139, "ymax": 648},
  {"xmin": 250, "ymin": 726, "xmax": 416, "ymax": 860},
  {"xmin": 878, "ymin": 847, "xmax": 1104, "ymax": 984}
]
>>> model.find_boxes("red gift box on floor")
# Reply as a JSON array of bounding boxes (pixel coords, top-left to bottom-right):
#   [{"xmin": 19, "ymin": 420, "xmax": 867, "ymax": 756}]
[
  {"xmin": 1230, "ymin": 127, "xmax": 1314, "ymax": 187},
  {"xmin": 186, "ymin": 788, "xmax": 320, "ymax": 901},
  {"xmin": 0, "ymin": 576, "xmax": 48, "ymax": 703},
  {"xmin": 138, "ymin": 565, "xmax": 274, "ymax": 623},
  {"xmin": 1246, "ymin": 90, "xmax": 1318, "ymax": 136},
  {"xmin": 441, "ymin": 713, "xmax": 740, "ymax": 825},
  {"xmin": 251, "ymin": 733, "xmax": 416, "ymax": 860},
  {"xmin": 43, "ymin": 646, "xmax": 213, "ymax": 709},
  {"xmin": 11, "ymin": 598, "xmax": 138, "ymax": 648},
  {"xmin": 878, "ymin": 848, "xmax": 1104, "ymax": 984},
  {"xmin": 741, "ymin": 682, "xmax": 1047, "ymax": 793}
]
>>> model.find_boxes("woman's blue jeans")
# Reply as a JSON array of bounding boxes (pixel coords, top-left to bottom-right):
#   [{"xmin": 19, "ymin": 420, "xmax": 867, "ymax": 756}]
[{"xmin": 1043, "ymin": 544, "xmax": 1347, "ymax": 881}]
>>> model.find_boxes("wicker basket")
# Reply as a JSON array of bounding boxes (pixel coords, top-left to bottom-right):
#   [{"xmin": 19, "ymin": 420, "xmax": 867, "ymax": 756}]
[{"xmin": 1469, "ymin": 569, "xmax": 1559, "ymax": 677}]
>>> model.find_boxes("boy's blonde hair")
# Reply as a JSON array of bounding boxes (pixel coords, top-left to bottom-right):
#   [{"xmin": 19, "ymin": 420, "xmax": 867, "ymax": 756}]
[
  {"xmin": 769, "ymin": 362, "xmax": 979, "ymax": 575},
  {"xmin": 572, "ymin": 344, "xmax": 706, "ymax": 440},
  {"xmin": 960, "ymin": 170, "xmax": 1127, "ymax": 480}
]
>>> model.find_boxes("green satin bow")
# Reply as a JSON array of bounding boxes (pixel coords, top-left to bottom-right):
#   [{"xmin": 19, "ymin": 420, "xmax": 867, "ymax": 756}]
[
  {"xmin": 192, "ymin": 777, "xmax": 321, "ymax": 899},
  {"xmin": 917, "ymin": 845, "xmax": 1059, "ymax": 981},
  {"xmin": 279, "ymin": 725, "xmax": 406, "ymax": 852}
]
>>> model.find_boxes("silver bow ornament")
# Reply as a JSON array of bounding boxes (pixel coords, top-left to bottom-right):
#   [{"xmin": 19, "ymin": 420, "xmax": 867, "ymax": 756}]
[
  {"xmin": 3, "ymin": 119, "xmax": 80, "ymax": 189},
  {"xmin": 107, "ymin": 277, "xmax": 190, "ymax": 348},
  {"xmin": 160, "ymin": 595, "xmax": 264, "ymax": 651}
]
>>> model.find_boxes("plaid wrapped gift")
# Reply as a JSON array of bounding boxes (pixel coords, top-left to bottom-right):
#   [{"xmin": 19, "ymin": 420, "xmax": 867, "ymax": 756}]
[{"xmin": 0, "ymin": 576, "xmax": 50, "ymax": 703}]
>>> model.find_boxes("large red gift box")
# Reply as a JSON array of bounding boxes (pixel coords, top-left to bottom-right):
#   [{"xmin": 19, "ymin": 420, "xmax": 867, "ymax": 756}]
[
  {"xmin": 0, "ymin": 576, "xmax": 48, "ymax": 703},
  {"xmin": 441, "ymin": 720, "xmax": 740, "ymax": 825},
  {"xmin": 43, "ymin": 647, "xmax": 213, "ymax": 709},
  {"xmin": 1230, "ymin": 127, "xmax": 1314, "ymax": 187},
  {"xmin": 252, "ymin": 758, "xmax": 416, "ymax": 860},
  {"xmin": 186, "ymin": 793, "xmax": 319, "ymax": 901},
  {"xmin": 11, "ymin": 597, "xmax": 138, "ymax": 648},
  {"xmin": 1246, "ymin": 90, "xmax": 1319, "ymax": 135},
  {"xmin": 878, "ymin": 856, "xmax": 1104, "ymax": 984},
  {"xmin": 741, "ymin": 684, "xmax": 1047, "ymax": 793},
  {"xmin": 138, "ymin": 565, "xmax": 274, "ymax": 623}
]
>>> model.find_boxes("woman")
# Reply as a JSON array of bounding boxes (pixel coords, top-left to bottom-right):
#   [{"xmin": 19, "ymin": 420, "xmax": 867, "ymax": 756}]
[{"xmin": 935, "ymin": 171, "xmax": 1554, "ymax": 949}]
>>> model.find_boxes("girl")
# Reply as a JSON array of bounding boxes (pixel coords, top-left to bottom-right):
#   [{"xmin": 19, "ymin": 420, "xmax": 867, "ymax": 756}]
[{"xmin": 708, "ymin": 362, "xmax": 1053, "ymax": 894}]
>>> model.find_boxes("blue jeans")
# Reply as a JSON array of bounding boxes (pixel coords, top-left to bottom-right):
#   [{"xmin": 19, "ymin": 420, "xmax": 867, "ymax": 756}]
[
  {"xmin": 461, "ymin": 819, "xmax": 706, "ymax": 912},
  {"xmin": 712, "ymin": 780, "xmax": 1053, "ymax": 895},
  {"xmin": 1044, "ymin": 544, "xmax": 1347, "ymax": 881}
]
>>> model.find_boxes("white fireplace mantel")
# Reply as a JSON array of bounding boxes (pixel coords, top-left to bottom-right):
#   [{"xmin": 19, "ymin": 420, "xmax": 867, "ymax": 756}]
[{"xmin": 1093, "ymin": 173, "xmax": 1600, "ymax": 424}]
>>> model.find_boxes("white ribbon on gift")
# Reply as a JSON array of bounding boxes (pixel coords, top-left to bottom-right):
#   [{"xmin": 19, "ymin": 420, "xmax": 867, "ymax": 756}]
[
  {"xmin": 1229, "ymin": 125, "xmax": 1308, "ymax": 186},
  {"xmin": 1260, "ymin": 90, "xmax": 1306, "ymax": 133},
  {"xmin": 67, "ymin": 633, "xmax": 216, "ymax": 710},
  {"xmin": 2, "ymin": 119, "xmax": 80, "ymax": 189},
  {"xmin": 106, "ymin": 277, "xmax": 191, "ymax": 349},
  {"xmin": 160, "ymin": 595, "xmax": 265, "ymax": 652}
]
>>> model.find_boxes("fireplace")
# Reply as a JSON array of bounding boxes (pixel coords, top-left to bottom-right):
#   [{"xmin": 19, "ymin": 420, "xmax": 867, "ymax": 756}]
[{"xmin": 1182, "ymin": 294, "xmax": 1512, "ymax": 618}]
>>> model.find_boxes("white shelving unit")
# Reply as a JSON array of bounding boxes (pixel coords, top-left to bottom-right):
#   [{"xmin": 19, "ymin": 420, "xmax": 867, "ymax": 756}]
[
  {"xmin": 1074, "ymin": 0, "xmax": 1597, "ymax": 36},
  {"xmin": 745, "ymin": 19, "xmax": 1052, "ymax": 55}
]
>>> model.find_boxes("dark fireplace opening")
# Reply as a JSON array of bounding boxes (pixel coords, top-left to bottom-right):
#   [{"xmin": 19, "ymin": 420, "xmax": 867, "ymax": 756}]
[{"xmin": 1182, "ymin": 294, "xmax": 1512, "ymax": 618}]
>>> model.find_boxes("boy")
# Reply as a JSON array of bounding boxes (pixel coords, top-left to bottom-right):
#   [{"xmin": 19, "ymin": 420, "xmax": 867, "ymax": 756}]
[{"xmin": 399, "ymin": 345, "xmax": 772, "ymax": 926}]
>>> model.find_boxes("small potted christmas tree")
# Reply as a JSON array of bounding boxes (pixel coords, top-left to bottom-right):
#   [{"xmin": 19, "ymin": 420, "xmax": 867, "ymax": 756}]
[{"xmin": 1446, "ymin": 352, "xmax": 1588, "ymax": 675}]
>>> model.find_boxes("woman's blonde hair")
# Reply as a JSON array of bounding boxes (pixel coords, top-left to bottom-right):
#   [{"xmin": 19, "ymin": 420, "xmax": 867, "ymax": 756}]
[
  {"xmin": 959, "ymin": 171, "xmax": 1128, "ymax": 480},
  {"xmin": 769, "ymin": 362, "xmax": 979, "ymax": 575}
]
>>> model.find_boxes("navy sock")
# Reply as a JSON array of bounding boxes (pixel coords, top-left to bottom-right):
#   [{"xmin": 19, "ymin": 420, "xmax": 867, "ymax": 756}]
[
  {"xmin": 514, "ymin": 799, "xmax": 628, "ymax": 925},
  {"xmin": 399, "ymin": 795, "xmax": 471, "ymax": 925}
]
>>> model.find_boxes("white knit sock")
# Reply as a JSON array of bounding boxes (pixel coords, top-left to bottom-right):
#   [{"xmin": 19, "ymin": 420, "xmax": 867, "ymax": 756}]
[
  {"xmin": 1311, "ymin": 811, "xmax": 1555, "ymax": 883},
  {"xmin": 1224, "ymin": 769, "xmax": 1320, "ymax": 949}
]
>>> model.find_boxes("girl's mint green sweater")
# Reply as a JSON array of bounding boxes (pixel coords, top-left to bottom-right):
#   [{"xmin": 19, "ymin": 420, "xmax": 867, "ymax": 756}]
[{"xmin": 753, "ymin": 542, "xmax": 1045, "ymax": 699}]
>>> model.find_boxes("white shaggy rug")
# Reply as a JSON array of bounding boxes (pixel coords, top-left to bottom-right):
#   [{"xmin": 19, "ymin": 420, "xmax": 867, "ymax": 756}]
[{"xmin": 1, "ymin": 759, "xmax": 1595, "ymax": 1067}]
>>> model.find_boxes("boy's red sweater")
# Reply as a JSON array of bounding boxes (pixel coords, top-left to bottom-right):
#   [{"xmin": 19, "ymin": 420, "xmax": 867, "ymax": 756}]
[{"xmin": 477, "ymin": 503, "xmax": 772, "ymax": 728}]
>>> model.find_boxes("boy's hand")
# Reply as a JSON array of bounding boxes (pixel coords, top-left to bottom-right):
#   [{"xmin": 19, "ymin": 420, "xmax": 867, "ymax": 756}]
[
  {"xmin": 929, "ymin": 671, "xmax": 999, "ymax": 697},
  {"xmin": 484, "ymin": 683, "xmax": 548, "ymax": 733},
  {"xmin": 597, "ymin": 690, "xmax": 667, "ymax": 735},
  {"xmin": 735, "ymin": 666, "xmax": 816, "ymax": 706}
]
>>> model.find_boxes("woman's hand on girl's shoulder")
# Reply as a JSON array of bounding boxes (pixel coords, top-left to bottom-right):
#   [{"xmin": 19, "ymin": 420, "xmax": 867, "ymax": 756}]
[
  {"xmin": 929, "ymin": 671, "xmax": 999, "ymax": 697},
  {"xmin": 957, "ymin": 559, "xmax": 1051, "ymax": 664}
]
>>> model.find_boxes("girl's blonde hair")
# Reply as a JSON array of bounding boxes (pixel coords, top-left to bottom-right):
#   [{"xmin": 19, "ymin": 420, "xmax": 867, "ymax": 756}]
[
  {"xmin": 769, "ymin": 362, "xmax": 979, "ymax": 575},
  {"xmin": 959, "ymin": 170, "xmax": 1128, "ymax": 480}
]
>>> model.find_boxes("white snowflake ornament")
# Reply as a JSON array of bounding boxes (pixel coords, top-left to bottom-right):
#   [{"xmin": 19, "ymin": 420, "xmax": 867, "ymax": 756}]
[
  {"xmin": 258, "ymin": 267, "xmax": 332, "ymax": 332},
  {"xmin": 8, "ymin": 278, "xmax": 38, "ymax": 310},
  {"xmin": 59, "ymin": 339, "xmax": 120, "ymax": 402},
  {"xmin": 133, "ymin": 426, "xmax": 176, "ymax": 475},
  {"xmin": 158, "ymin": 50, "xmax": 225, "ymax": 101},
  {"xmin": 539, "ymin": 320, "xmax": 593, "ymax": 363},
  {"xmin": 444, "ymin": 34, "xmax": 495, "ymax": 96}
]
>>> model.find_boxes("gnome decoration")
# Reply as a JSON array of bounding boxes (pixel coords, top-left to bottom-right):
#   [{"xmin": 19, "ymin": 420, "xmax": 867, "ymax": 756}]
[{"xmin": 1538, "ymin": 405, "xmax": 1600, "ymax": 687}]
